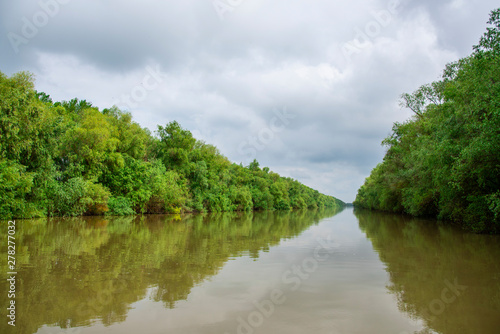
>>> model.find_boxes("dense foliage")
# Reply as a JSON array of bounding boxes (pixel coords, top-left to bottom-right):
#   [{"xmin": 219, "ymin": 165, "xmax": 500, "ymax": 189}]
[
  {"xmin": 354, "ymin": 9, "xmax": 500, "ymax": 233},
  {"xmin": 0, "ymin": 74, "xmax": 342, "ymax": 218}
]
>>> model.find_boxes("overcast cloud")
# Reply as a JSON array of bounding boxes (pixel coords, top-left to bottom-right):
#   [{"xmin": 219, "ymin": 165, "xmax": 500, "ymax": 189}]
[{"xmin": 1, "ymin": 0, "xmax": 497, "ymax": 202}]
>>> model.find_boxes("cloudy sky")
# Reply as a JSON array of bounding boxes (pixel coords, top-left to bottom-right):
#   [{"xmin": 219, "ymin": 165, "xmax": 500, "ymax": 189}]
[{"xmin": 1, "ymin": 0, "xmax": 497, "ymax": 202}]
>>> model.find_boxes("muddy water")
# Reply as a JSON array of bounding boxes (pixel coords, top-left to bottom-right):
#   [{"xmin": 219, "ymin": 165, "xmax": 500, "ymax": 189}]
[{"xmin": 1, "ymin": 207, "xmax": 499, "ymax": 334}]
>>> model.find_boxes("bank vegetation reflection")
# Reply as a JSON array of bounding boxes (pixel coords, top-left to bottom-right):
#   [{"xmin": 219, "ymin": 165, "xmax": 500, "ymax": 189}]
[
  {"xmin": 0, "ymin": 208, "xmax": 341, "ymax": 334},
  {"xmin": 355, "ymin": 209, "xmax": 500, "ymax": 334}
]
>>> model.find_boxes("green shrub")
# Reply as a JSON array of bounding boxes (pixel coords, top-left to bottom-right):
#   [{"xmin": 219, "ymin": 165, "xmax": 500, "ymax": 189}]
[{"xmin": 108, "ymin": 196, "xmax": 135, "ymax": 216}]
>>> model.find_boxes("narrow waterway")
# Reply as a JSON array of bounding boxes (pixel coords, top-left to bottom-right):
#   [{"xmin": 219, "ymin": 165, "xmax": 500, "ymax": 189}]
[{"xmin": 2, "ymin": 208, "xmax": 499, "ymax": 334}]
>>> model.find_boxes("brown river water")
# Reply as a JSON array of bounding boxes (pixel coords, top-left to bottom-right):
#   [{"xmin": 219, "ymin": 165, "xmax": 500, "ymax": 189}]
[{"xmin": 1, "ymin": 207, "xmax": 499, "ymax": 334}]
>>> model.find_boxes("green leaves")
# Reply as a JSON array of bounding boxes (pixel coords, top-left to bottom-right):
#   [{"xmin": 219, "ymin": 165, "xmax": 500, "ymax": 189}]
[
  {"xmin": 0, "ymin": 70, "xmax": 343, "ymax": 219},
  {"xmin": 0, "ymin": 158, "xmax": 34, "ymax": 218},
  {"xmin": 473, "ymin": 8, "xmax": 500, "ymax": 55},
  {"xmin": 108, "ymin": 196, "xmax": 135, "ymax": 216},
  {"xmin": 355, "ymin": 8, "xmax": 500, "ymax": 233}
]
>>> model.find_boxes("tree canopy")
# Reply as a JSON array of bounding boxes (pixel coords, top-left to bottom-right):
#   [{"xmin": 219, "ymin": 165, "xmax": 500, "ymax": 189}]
[
  {"xmin": 354, "ymin": 8, "xmax": 500, "ymax": 233},
  {"xmin": 0, "ymin": 73, "xmax": 343, "ymax": 218}
]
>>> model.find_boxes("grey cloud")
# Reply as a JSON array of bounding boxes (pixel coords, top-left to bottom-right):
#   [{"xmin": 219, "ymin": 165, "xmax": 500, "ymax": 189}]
[{"xmin": 399, "ymin": 0, "xmax": 496, "ymax": 54}]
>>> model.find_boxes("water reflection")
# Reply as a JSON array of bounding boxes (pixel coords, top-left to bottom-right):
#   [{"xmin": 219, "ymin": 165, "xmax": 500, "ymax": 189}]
[
  {"xmin": 355, "ymin": 209, "xmax": 500, "ymax": 334},
  {"xmin": 3, "ymin": 207, "xmax": 500, "ymax": 334},
  {"xmin": 0, "ymin": 208, "xmax": 340, "ymax": 334}
]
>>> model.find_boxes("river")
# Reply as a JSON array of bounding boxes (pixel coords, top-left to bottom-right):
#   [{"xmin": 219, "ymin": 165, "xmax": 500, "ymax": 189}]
[{"xmin": 1, "ymin": 208, "xmax": 499, "ymax": 334}]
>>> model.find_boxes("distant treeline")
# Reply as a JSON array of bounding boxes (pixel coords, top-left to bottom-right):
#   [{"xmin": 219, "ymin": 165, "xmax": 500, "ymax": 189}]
[
  {"xmin": 0, "ymin": 73, "xmax": 343, "ymax": 219},
  {"xmin": 354, "ymin": 9, "xmax": 500, "ymax": 233}
]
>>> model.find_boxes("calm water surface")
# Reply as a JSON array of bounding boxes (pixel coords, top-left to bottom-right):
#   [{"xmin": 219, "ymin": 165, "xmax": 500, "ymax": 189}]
[{"xmin": 1, "ymin": 208, "xmax": 499, "ymax": 334}]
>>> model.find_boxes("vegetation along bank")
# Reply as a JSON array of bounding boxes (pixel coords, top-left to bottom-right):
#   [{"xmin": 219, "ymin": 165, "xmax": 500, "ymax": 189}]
[
  {"xmin": 0, "ymin": 71, "xmax": 343, "ymax": 219},
  {"xmin": 355, "ymin": 9, "xmax": 500, "ymax": 233}
]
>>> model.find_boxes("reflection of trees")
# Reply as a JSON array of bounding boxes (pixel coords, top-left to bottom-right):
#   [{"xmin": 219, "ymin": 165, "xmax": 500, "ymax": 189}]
[
  {"xmin": 0, "ymin": 208, "xmax": 341, "ymax": 334},
  {"xmin": 355, "ymin": 209, "xmax": 500, "ymax": 334}
]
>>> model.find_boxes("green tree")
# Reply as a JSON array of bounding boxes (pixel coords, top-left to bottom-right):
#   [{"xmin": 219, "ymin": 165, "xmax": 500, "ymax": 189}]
[
  {"xmin": 355, "ymin": 8, "xmax": 500, "ymax": 233},
  {"xmin": 0, "ymin": 70, "xmax": 343, "ymax": 218}
]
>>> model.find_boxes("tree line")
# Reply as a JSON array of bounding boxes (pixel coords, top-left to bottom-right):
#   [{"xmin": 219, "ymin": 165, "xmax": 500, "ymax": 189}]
[
  {"xmin": 354, "ymin": 8, "xmax": 500, "ymax": 233},
  {"xmin": 0, "ymin": 73, "xmax": 343, "ymax": 218}
]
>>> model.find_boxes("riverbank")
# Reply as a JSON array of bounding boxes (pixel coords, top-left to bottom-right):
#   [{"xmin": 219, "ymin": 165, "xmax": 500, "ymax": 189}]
[
  {"xmin": 354, "ymin": 9, "xmax": 500, "ymax": 234},
  {"xmin": 0, "ymin": 71, "xmax": 343, "ymax": 220}
]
